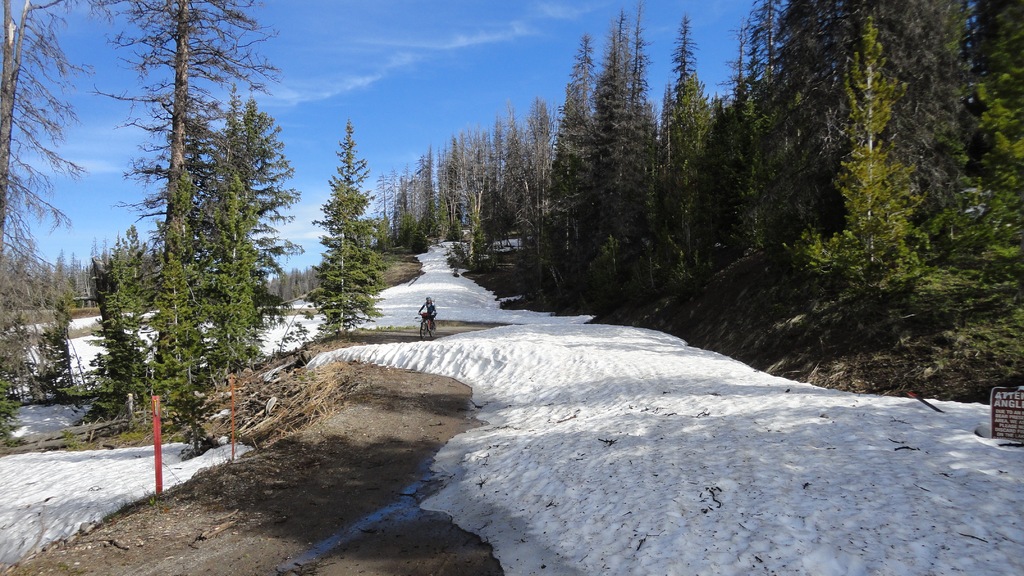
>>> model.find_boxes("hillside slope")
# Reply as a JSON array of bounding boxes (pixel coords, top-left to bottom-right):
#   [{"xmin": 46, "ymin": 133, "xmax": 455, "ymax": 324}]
[
  {"xmin": 600, "ymin": 252, "xmax": 1023, "ymax": 404},
  {"xmin": 474, "ymin": 250, "xmax": 1022, "ymax": 404}
]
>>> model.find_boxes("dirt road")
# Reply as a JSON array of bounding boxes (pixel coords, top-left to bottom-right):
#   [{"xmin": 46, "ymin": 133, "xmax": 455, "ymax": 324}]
[{"xmin": 10, "ymin": 329, "xmax": 503, "ymax": 576}]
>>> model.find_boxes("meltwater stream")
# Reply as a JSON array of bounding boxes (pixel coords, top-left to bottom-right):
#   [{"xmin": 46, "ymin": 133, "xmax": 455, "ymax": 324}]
[{"xmin": 273, "ymin": 458, "xmax": 440, "ymax": 574}]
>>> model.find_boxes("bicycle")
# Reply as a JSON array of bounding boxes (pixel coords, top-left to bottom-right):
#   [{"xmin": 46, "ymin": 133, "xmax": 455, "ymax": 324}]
[{"xmin": 418, "ymin": 312, "xmax": 436, "ymax": 339}]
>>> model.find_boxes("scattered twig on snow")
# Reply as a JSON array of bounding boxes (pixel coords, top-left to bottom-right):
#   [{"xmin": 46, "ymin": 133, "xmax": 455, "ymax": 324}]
[
  {"xmin": 598, "ymin": 438, "xmax": 617, "ymax": 447},
  {"xmin": 907, "ymin": 391, "xmax": 944, "ymax": 413},
  {"xmin": 553, "ymin": 410, "xmax": 579, "ymax": 424},
  {"xmin": 700, "ymin": 486, "xmax": 724, "ymax": 513},
  {"xmin": 958, "ymin": 532, "xmax": 989, "ymax": 543},
  {"xmin": 708, "ymin": 487, "xmax": 722, "ymax": 508}
]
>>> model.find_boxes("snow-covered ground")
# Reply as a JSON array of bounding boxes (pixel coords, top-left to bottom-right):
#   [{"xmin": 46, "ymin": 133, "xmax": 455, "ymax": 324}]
[
  {"xmin": 10, "ymin": 404, "xmax": 89, "ymax": 438},
  {"xmin": 4, "ymin": 244, "xmax": 1022, "ymax": 574},
  {"xmin": 4, "ymin": 371, "xmax": 250, "ymax": 570},
  {"xmin": 310, "ymin": 323, "xmax": 1024, "ymax": 575},
  {"xmin": 360, "ymin": 243, "xmax": 590, "ymax": 329}
]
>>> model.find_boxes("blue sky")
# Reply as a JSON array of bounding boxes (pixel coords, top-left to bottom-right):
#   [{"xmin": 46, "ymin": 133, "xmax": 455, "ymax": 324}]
[{"xmin": 37, "ymin": 0, "xmax": 754, "ymax": 271}]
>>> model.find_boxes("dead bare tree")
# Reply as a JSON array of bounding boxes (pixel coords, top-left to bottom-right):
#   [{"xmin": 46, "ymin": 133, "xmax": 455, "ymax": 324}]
[
  {"xmin": 0, "ymin": 0, "xmax": 85, "ymax": 261},
  {"xmin": 93, "ymin": 0, "xmax": 277, "ymax": 255}
]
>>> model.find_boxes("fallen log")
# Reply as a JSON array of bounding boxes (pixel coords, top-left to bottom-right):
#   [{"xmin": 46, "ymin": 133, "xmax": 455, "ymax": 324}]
[{"xmin": 0, "ymin": 419, "xmax": 130, "ymax": 455}]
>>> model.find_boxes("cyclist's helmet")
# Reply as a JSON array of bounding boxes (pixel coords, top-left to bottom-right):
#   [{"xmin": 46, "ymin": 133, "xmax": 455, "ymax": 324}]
[{"xmin": 426, "ymin": 297, "xmax": 432, "ymax": 303}]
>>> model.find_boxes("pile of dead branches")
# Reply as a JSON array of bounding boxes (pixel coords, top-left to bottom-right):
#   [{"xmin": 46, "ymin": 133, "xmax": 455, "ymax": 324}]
[{"xmin": 226, "ymin": 351, "xmax": 362, "ymax": 447}]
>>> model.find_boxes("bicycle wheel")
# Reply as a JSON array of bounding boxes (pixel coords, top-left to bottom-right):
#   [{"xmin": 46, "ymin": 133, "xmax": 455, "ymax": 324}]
[
  {"xmin": 419, "ymin": 320, "xmax": 427, "ymax": 339},
  {"xmin": 427, "ymin": 320, "xmax": 435, "ymax": 339}
]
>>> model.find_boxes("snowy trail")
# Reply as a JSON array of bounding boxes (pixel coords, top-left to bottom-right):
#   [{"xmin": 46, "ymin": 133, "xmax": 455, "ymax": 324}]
[{"xmin": 309, "ymin": 323, "xmax": 1024, "ymax": 576}]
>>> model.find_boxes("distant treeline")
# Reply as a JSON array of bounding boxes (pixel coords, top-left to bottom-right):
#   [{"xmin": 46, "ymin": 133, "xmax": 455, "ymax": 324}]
[{"xmin": 44, "ymin": 249, "xmax": 319, "ymax": 307}]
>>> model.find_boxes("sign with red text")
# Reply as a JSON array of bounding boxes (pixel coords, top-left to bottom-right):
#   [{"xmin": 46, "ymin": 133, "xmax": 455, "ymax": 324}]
[{"xmin": 990, "ymin": 386, "xmax": 1024, "ymax": 441}]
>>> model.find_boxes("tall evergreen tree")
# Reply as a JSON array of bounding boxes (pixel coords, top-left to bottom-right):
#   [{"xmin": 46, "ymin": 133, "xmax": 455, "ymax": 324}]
[
  {"xmin": 35, "ymin": 285, "xmax": 75, "ymax": 403},
  {"xmin": 587, "ymin": 7, "xmax": 656, "ymax": 308},
  {"xmin": 190, "ymin": 93, "xmax": 298, "ymax": 372},
  {"xmin": 89, "ymin": 226, "xmax": 150, "ymax": 420},
  {"xmin": 976, "ymin": 0, "xmax": 1024, "ymax": 293},
  {"xmin": 200, "ymin": 174, "xmax": 262, "ymax": 379},
  {"xmin": 656, "ymin": 14, "xmax": 714, "ymax": 293},
  {"xmin": 217, "ymin": 91, "xmax": 301, "ymax": 273},
  {"xmin": 733, "ymin": 0, "xmax": 784, "ymax": 250},
  {"xmin": 98, "ymin": 3, "xmax": 275, "ymax": 453},
  {"xmin": 149, "ymin": 176, "xmax": 206, "ymax": 453},
  {"xmin": 547, "ymin": 33, "xmax": 596, "ymax": 300},
  {"xmin": 796, "ymin": 18, "xmax": 921, "ymax": 291},
  {"xmin": 312, "ymin": 120, "xmax": 386, "ymax": 334}
]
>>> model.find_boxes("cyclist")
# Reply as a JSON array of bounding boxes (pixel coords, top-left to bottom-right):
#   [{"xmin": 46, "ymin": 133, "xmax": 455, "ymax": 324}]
[{"xmin": 418, "ymin": 297, "xmax": 437, "ymax": 330}]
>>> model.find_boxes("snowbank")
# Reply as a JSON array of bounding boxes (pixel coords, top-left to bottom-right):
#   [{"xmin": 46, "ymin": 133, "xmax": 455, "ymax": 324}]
[{"xmin": 310, "ymin": 323, "xmax": 1024, "ymax": 576}]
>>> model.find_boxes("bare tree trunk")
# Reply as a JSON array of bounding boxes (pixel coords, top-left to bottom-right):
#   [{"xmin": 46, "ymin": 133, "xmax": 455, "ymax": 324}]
[
  {"xmin": 0, "ymin": 0, "xmax": 78, "ymax": 261},
  {"xmin": 0, "ymin": 0, "xmax": 30, "ymax": 258},
  {"xmin": 164, "ymin": 0, "xmax": 190, "ymax": 264}
]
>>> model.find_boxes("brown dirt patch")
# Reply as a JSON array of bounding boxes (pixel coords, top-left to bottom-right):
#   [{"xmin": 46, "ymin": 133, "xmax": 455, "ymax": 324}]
[
  {"xmin": 384, "ymin": 253, "xmax": 423, "ymax": 287},
  {"xmin": 9, "ymin": 330, "xmax": 503, "ymax": 576}
]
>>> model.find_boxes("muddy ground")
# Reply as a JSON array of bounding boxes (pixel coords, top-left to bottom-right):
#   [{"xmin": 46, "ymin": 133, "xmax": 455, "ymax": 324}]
[{"xmin": 10, "ymin": 327, "xmax": 504, "ymax": 576}]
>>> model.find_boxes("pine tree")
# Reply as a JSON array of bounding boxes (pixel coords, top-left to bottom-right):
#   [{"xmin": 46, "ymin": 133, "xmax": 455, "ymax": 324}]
[
  {"xmin": 190, "ymin": 93, "xmax": 297, "ymax": 375},
  {"xmin": 0, "ymin": 377, "xmax": 17, "ymax": 437},
  {"xmin": 547, "ymin": 34, "xmax": 596, "ymax": 300},
  {"xmin": 150, "ymin": 176, "xmax": 206, "ymax": 453},
  {"xmin": 219, "ymin": 92, "xmax": 302, "ymax": 270},
  {"xmin": 587, "ymin": 7, "xmax": 656, "ymax": 306},
  {"xmin": 977, "ymin": 0, "xmax": 1024, "ymax": 294},
  {"xmin": 591, "ymin": 10, "xmax": 653, "ymax": 251},
  {"xmin": 35, "ymin": 286, "xmax": 75, "ymax": 403},
  {"xmin": 656, "ymin": 14, "xmax": 714, "ymax": 293},
  {"xmin": 89, "ymin": 226, "xmax": 150, "ymax": 420},
  {"xmin": 199, "ymin": 174, "xmax": 262, "ymax": 380},
  {"xmin": 796, "ymin": 18, "xmax": 921, "ymax": 291},
  {"xmin": 312, "ymin": 120, "xmax": 386, "ymax": 334}
]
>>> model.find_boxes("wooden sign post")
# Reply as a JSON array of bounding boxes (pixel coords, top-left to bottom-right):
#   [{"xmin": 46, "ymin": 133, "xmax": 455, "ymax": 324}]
[{"xmin": 990, "ymin": 386, "xmax": 1024, "ymax": 441}]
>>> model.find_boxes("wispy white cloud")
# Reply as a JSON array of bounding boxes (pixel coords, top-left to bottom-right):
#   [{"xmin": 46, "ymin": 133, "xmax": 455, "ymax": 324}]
[
  {"xmin": 70, "ymin": 158, "xmax": 127, "ymax": 176},
  {"xmin": 266, "ymin": 49, "xmax": 424, "ymax": 108},
  {"xmin": 268, "ymin": 73, "xmax": 383, "ymax": 107},
  {"xmin": 58, "ymin": 120, "xmax": 147, "ymax": 177},
  {"xmin": 360, "ymin": 20, "xmax": 536, "ymax": 51},
  {"xmin": 436, "ymin": 21, "xmax": 536, "ymax": 50},
  {"xmin": 264, "ymin": 18, "xmax": 538, "ymax": 108},
  {"xmin": 533, "ymin": 1, "xmax": 606, "ymax": 20}
]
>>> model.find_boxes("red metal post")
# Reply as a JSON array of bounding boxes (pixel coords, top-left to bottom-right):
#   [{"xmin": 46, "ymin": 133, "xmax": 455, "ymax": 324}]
[
  {"xmin": 152, "ymin": 395, "xmax": 163, "ymax": 495},
  {"xmin": 230, "ymin": 375, "xmax": 236, "ymax": 461}
]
